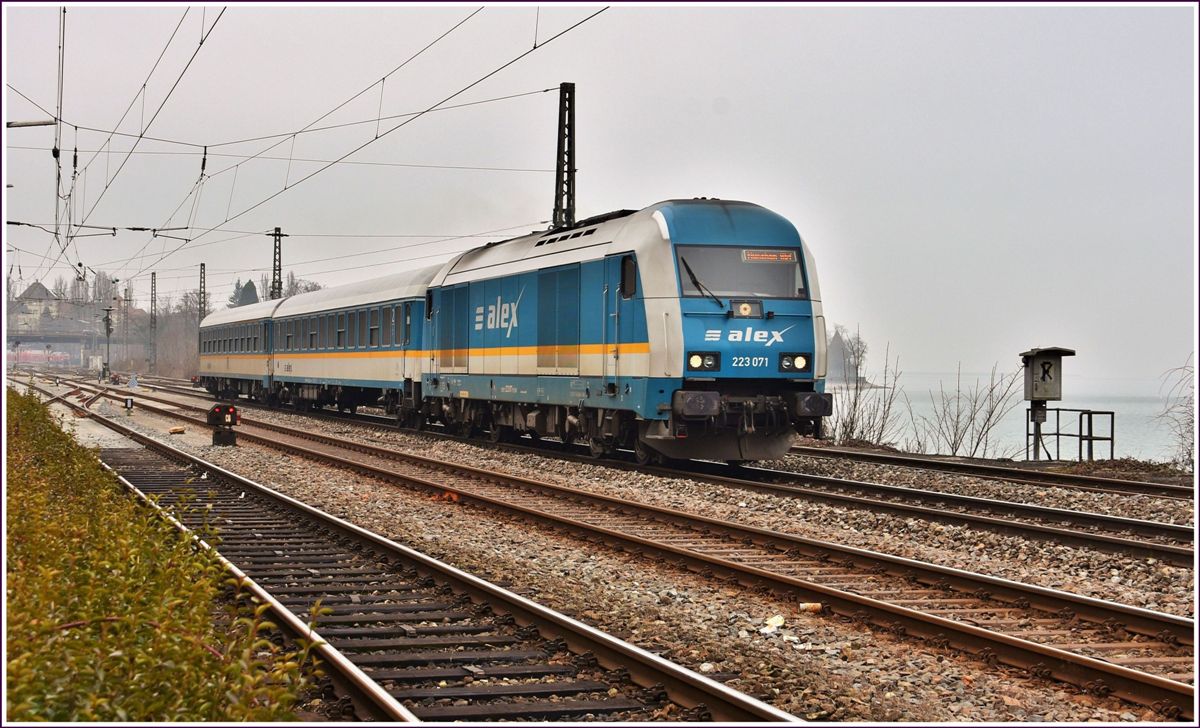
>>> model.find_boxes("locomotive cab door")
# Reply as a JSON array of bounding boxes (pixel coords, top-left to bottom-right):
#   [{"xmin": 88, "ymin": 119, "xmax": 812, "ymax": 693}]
[{"xmin": 602, "ymin": 254, "xmax": 638, "ymax": 399}]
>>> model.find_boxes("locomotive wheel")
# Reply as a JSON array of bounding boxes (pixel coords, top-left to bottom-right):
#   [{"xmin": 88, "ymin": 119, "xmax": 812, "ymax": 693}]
[
  {"xmin": 488, "ymin": 425, "xmax": 512, "ymax": 443},
  {"xmin": 634, "ymin": 438, "xmax": 660, "ymax": 466},
  {"xmin": 589, "ymin": 437, "xmax": 610, "ymax": 459}
]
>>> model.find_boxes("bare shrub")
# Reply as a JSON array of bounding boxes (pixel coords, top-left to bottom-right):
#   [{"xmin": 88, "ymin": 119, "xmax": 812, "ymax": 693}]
[
  {"xmin": 1156, "ymin": 354, "xmax": 1195, "ymax": 472},
  {"xmin": 906, "ymin": 363, "xmax": 1023, "ymax": 459},
  {"xmin": 830, "ymin": 326, "xmax": 905, "ymax": 447}
]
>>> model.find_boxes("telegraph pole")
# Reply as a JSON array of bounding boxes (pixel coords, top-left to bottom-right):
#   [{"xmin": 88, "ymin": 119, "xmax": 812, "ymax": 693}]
[
  {"xmin": 150, "ymin": 272, "xmax": 157, "ymax": 374},
  {"xmin": 551, "ymin": 82, "xmax": 576, "ymax": 230},
  {"xmin": 123, "ymin": 284, "xmax": 131, "ymax": 369},
  {"xmin": 197, "ymin": 263, "xmax": 206, "ymax": 371},
  {"xmin": 268, "ymin": 227, "xmax": 287, "ymax": 299},
  {"xmin": 101, "ymin": 305, "xmax": 114, "ymax": 380}
]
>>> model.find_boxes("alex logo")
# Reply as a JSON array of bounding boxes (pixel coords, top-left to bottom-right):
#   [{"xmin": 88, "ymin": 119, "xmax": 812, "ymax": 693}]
[
  {"xmin": 474, "ymin": 287, "xmax": 524, "ymax": 338},
  {"xmin": 704, "ymin": 324, "xmax": 795, "ymax": 347}
]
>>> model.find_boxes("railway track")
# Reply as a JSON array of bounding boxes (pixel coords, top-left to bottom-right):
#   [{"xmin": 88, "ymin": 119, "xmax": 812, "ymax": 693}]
[
  {"xmin": 122, "ymin": 372, "xmax": 1200, "ymax": 500},
  {"xmin": 790, "ymin": 445, "xmax": 1193, "ymax": 500},
  {"xmin": 26, "ymin": 381, "xmax": 795, "ymax": 723},
  {"xmin": 36, "ymin": 376, "xmax": 1196, "ymax": 719},
  {"xmin": 59, "ymin": 376, "xmax": 1195, "ymax": 565},
  {"xmin": 126, "ymin": 373, "xmax": 1194, "ymax": 501}
]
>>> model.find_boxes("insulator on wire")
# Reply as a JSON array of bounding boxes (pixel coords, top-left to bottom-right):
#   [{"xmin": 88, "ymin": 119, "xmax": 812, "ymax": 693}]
[
  {"xmin": 51, "ymin": 146, "xmax": 60, "ymax": 159},
  {"xmin": 73, "ymin": 147, "xmax": 78, "ymax": 170},
  {"xmin": 200, "ymin": 146, "xmax": 207, "ymax": 175}
]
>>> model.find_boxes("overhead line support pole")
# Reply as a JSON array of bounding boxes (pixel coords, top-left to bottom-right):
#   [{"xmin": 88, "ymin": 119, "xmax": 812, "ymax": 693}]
[
  {"xmin": 268, "ymin": 227, "xmax": 287, "ymax": 300},
  {"xmin": 551, "ymin": 82, "xmax": 575, "ymax": 230},
  {"xmin": 101, "ymin": 305, "xmax": 113, "ymax": 380},
  {"xmin": 123, "ymin": 284, "xmax": 130, "ymax": 369},
  {"xmin": 150, "ymin": 271, "xmax": 157, "ymax": 374},
  {"xmin": 198, "ymin": 262, "xmax": 206, "ymax": 366}
]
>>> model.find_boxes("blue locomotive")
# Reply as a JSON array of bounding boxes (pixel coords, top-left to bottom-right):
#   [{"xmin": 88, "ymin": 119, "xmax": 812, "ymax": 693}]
[{"xmin": 200, "ymin": 198, "xmax": 832, "ymax": 462}]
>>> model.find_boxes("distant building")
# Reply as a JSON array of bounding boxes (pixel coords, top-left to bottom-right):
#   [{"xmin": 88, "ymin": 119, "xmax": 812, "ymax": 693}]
[
  {"xmin": 9, "ymin": 282, "xmax": 92, "ymax": 338},
  {"xmin": 825, "ymin": 329, "xmax": 860, "ymax": 385},
  {"xmin": 6, "ymin": 281, "xmax": 145, "ymax": 368}
]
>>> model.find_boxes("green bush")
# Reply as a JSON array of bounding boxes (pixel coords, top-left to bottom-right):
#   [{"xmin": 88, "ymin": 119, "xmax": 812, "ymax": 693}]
[{"xmin": 5, "ymin": 388, "xmax": 312, "ymax": 721}]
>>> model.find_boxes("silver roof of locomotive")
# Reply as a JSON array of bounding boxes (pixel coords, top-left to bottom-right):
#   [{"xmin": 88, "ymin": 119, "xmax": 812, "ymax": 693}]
[{"xmin": 435, "ymin": 210, "xmax": 646, "ymax": 286}]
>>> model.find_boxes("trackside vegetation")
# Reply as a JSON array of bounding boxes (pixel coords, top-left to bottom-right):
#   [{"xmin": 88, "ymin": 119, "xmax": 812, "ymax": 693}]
[{"xmin": 5, "ymin": 389, "xmax": 313, "ymax": 721}]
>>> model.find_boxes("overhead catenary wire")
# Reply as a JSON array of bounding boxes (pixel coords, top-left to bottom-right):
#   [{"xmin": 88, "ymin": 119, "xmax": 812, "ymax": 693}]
[
  {"xmin": 8, "ymin": 219, "xmax": 539, "ymax": 240},
  {"xmin": 17, "ymin": 9, "xmax": 193, "ymax": 287},
  {"xmin": 72, "ymin": 10, "xmax": 192, "ymax": 185},
  {"xmin": 7, "ymin": 145, "xmax": 556, "ymax": 173},
  {"xmin": 108, "ymin": 6, "xmax": 486, "ymax": 280},
  {"xmin": 9, "ymin": 218, "xmax": 542, "ymax": 300},
  {"xmin": 172, "ymin": 6, "xmax": 486, "ymax": 188},
  {"xmin": 13, "ymin": 9, "xmax": 606, "ymax": 294},
  {"xmin": 6, "ymin": 83, "xmax": 57, "ymax": 119},
  {"xmin": 69, "ymin": 8, "xmax": 226, "ymax": 242},
  {"xmin": 127, "ymin": 6, "xmax": 609, "ymax": 282},
  {"xmin": 5, "ymin": 85, "xmax": 555, "ymax": 152},
  {"xmin": 85, "ymin": 219, "xmax": 544, "ymax": 301},
  {"xmin": 11, "ymin": 8, "xmax": 501, "ymax": 286}
]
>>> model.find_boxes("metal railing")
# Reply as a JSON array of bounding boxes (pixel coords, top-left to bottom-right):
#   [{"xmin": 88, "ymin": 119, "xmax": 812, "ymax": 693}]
[{"xmin": 1026, "ymin": 407, "xmax": 1115, "ymax": 461}]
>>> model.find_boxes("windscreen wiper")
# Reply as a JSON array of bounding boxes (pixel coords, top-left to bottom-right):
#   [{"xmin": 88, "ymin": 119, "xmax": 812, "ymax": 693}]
[{"xmin": 679, "ymin": 256, "xmax": 725, "ymax": 309}]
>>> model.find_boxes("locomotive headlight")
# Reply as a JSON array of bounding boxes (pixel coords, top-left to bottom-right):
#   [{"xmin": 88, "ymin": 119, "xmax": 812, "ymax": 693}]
[
  {"xmin": 779, "ymin": 352, "xmax": 812, "ymax": 373},
  {"xmin": 689, "ymin": 354, "xmax": 703, "ymax": 369},
  {"xmin": 687, "ymin": 352, "xmax": 720, "ymax": 371},
  {"xmin": 702, "ymin": 354, "xmax": 717, "ymax": 369}
]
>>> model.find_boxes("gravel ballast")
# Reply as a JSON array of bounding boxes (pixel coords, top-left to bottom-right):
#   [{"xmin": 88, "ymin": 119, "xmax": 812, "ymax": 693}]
[
  {"xmin": 41, "ymin": 391, "xmax": 1188, "ymax": 722},
  {"xmin": 231, "ymin": 407, "xmax": 1195, "ymax": 618}
]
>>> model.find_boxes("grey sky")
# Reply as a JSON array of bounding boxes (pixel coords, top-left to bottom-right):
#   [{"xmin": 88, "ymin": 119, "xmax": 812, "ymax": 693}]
[{"xmin": 4, "ymin": 4, "xmax": 1195, "ymax": 391}]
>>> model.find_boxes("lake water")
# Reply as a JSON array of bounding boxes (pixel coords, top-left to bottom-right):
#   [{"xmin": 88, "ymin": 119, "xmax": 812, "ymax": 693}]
[{"xmin": 834, "ymin": 370, "xmax": 1186, "ymax": 464}]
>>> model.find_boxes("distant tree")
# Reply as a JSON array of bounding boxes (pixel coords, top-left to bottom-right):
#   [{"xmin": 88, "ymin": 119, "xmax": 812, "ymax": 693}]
[
  {"xmin": 830, "ymin": 324, "xmax": 905, "ymax": 447},
  {"xmin": 51, "ymin": 276, "xmax": 68, "ymax": 299},
  {"xmin": 227, "ymin": 279, "xmax": 244, "ymax": 308},
  {"xmin": 225, "ymin": 278, "xmax": 260, "ymax": 307},
  {"xmin": 91, "ymin": 271, "xmax": 116, "ymax": 306},
  {"xmin": 237, "ymin": 280, "xmax": 259, "ymax": 307},
  {"xmin": 833, "ymin": 324, "xmax": 868, "ymax": 380},
  {"xmin": 827, "ymin": 324, "xmax": 868, "ymax": 386},
  {"xmin": 283, "ymin": 271, "xmax": 322, "ymax": 296},
  {"xmin": 68, "ymin": 275, "xmax": 88, "ymax": 304}
]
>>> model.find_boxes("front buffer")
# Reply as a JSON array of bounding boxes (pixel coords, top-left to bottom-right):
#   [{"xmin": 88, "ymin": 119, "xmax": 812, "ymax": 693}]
[{"xmin": 640, "ymin": 385, "xmax": 831, "ymax": 461}]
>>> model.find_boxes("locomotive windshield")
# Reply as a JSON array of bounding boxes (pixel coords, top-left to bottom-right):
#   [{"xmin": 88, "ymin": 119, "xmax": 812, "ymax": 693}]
[{"xmin": 675, "ymin": 245, "xmax": 808, "ymax": 300}]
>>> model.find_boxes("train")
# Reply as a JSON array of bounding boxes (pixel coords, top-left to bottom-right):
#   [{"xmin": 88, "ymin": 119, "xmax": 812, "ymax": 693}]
[
  {"xmin": 8, "ymin": 349, "xmax": 71, "ymax": 366},
  {"xmin": 199, "ymin": 198, "xmax": 832, "ymax": 462}
]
